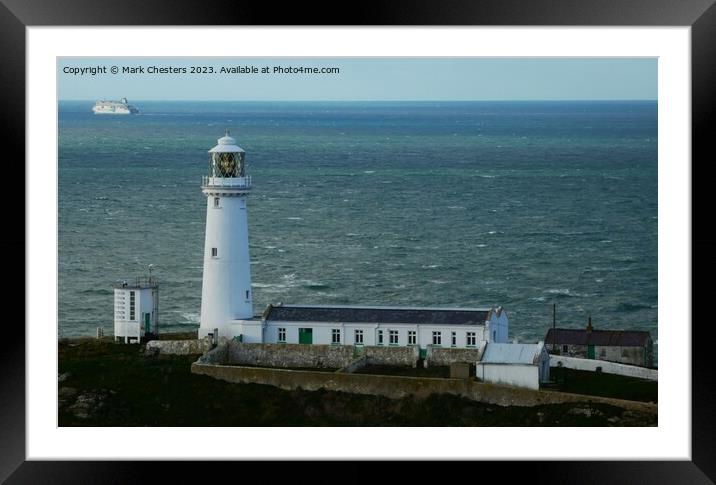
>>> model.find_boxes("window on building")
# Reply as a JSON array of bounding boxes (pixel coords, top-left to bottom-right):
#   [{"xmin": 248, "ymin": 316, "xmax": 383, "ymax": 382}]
[
  {"xmin": 278, "ymin": 328, "xmax": 286, "ymax": 343},
  {"xmin": 432, "ymin": 331, "xmax": 441, "ymax": 346},
  {"xmin": 377, "ymin": 330, "xmax": 383, "ymax": 345},
  {"xmin": 408, "ymin": 331, "xmax": 416, "ymax": 345},
  {"xmin": 245, "ymin": 290, "xmax": 250, "ymax": 299},
  {"xmin": 562, "ymin": 345, "xmax": 569, "ymax": 353},
  {"xmin": 332, "ymin": 328, "xmax": 341, "ymax": 344},
  {"xmin": 467, "ymin": 332, "xmax": 476, "ymax": 347},
  {"xmin": 451, "ymin": 331, "xmax": 457, "ymax": 347},
  {"xmin": 129, "ymin": 291, "xmax": 135, "ymax": 321},
  {"xmin": 211, "ymin": 247, "xmax": 218, "ymax": 257},
  {"xmin": 389, "ymin": 330, "xmax": 399, "ymax": 345},
  {"xmin": 493, "ymin": 330, "xmax": 496, "ymax": 341},
  {"xmin": 214, "ymin": 197, "xmax": 220, "ymax": 208},
  {"xmin": 354, "ymin": 329, "xmax": 364, "ymax": 344}
]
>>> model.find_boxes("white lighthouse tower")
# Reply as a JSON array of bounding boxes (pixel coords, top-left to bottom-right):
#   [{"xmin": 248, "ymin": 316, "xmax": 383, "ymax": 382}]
[{"xmin": 199, "ymin": 130, "xmax": 253, "ymax": 339}]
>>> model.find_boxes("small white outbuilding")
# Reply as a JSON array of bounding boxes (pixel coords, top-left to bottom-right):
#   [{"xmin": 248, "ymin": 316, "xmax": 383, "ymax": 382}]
[
  {"xmin": 476, "ymin": 341, "xmax": 550, "ymax": 390},
  {"xmin": 113, "ymin": 277, "xmax": 159, "ymax": 343}
]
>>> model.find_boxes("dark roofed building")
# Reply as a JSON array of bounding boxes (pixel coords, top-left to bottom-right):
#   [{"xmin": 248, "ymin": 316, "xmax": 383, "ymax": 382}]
[
  {"xmin": 259, "ymin": 303, "xmax": 509, "ymax": 349},
  {"xmin": 544, "ymin": 318, "xmax": 654, "ymax": 367}
]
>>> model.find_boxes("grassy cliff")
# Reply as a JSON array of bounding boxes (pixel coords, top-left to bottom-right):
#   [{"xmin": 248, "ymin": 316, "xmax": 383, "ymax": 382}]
[{"xmin": 58, "ymin": 338, "xmax": 656, "ymax": 427}]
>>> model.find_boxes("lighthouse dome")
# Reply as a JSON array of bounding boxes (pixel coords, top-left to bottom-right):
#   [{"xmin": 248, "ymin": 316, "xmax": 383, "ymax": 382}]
[{"xmin": 209, "ymin": 132, "xmax": 245, "ymax": 154}]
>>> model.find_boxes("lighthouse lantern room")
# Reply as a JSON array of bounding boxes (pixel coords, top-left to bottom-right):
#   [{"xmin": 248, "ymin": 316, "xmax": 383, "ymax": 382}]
[{"xmin": 199, "ymin": 131, "xmax": 254, "ymax": 339}]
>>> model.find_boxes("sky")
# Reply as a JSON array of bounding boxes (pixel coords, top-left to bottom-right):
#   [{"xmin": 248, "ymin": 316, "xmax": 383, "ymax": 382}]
[{"xmin": 58, "ymin": 57, "xmax": 657, "ymax": 101}]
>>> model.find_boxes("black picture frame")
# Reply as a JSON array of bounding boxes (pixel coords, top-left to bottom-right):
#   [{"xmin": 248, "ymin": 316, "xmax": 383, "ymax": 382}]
[{"xmin": 5, "ymin": 0, "xmax": 714, "ymax": 482}]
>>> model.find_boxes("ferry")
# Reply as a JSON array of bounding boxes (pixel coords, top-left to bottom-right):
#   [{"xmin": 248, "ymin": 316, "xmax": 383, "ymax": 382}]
[{"xmin": 92, "ymin": 97, "xmax": 139, "ymax": 114}]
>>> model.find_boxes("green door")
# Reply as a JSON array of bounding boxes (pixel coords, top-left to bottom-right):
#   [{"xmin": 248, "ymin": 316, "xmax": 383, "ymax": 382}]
[
  {"xmin": 298, "ymin": 328, "xmax": 313, "ymax": 344},
  {"xmin": 587, "ymin": 344, "xmax": 595, "ymax": 359},
  {"xmin": 144, "ymin": 313, "xmax": 151, "ymax": 334}
]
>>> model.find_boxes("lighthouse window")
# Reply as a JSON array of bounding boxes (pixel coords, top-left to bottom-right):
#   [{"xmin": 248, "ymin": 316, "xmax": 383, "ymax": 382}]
[
  {"xmin": 214, "ymin": 152, "xmax": 237, "ymax": 177},
  {"xmin": 211, "ymin": 247, "xmax": 218, "ymax": 257},
  {"xmin": 245, "ymin": 290, "xmax": 250, "ymax": 299},
  {"xmin": 214, "ymin": 197, "xmax": 220, "ymax": 208},
  {"xmin": 332, "ymin": 328, "xmax": 341, "ymax": 344}
]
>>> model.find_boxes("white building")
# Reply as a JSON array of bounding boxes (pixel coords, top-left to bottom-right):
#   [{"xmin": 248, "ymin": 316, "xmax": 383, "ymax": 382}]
[
  {"xmin": 476, "ymin": 342, "xmax": 550, "ymax": 390},
  {"xmin": 197, "ymin": 131, "xmax": 510, "ymax": 348},
  {"xmin": 113, "ymin": 277, "xmax": 158, "ymax": 343},
  {"xmin": 238, "ymin": 303, "xmax": 508, "ymax": 349}
]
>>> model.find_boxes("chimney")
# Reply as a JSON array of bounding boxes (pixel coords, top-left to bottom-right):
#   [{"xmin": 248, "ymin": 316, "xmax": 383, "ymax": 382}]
[{"xmin": 586, "ymin": 315, "xmax": 593, "ymax": 333}]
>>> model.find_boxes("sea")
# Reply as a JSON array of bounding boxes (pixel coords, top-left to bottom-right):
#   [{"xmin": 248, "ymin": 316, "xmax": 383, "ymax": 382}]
[{"xmin": 58, "ymin": 100, "xmax": 658, "ymax": 360}]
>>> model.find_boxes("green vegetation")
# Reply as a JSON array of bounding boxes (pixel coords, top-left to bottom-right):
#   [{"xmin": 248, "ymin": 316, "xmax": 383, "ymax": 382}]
[{"xmin": 58, "ymin": 339, "xmax": 656, "ymax": 427}]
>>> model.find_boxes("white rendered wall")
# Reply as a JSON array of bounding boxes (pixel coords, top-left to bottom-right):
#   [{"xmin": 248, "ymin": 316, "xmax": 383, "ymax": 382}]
[
  {"xmin": 236, "ymin": 321, "xmax": 263, "ymax": 343},
  {"xmin": 549, "ymin": 354, "xmax": 658, "ymax": 381},
  {"xmin": 113, "ymin": 321, "xmax": 140, "ymax": 341},
  {"xmin": 476, "ymin": 363, "xmax": 540, "ymax": 390},
  {"xmin": 262, "ymin": 321, "xmax": 487, "ymax": 348},
  {"xmin": 113, "ymin": 287, "xmax": 153, "ymax": 339},
  {"xmin": 113, "ymin": 289, "xmax": 127, "ymax": 330},
  {"xmin": 417, "ymin": 326, "xmax": 485, "ymax": 348},
  {"xmin": 345, "ymin": 324, "xmax": 377, "ymax": 346},
  {"xmin": 200, "ymin": 193, "xmax": 253, "ymax": 338},
  {"xmin": 486, "ymin": 311, "xmax": 509, "ymax": 343}
]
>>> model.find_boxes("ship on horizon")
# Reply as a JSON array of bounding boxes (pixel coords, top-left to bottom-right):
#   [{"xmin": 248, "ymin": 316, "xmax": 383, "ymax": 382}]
[{"xmin": 92, "ymin": 97, "xmax": 139, "ymax": 114}]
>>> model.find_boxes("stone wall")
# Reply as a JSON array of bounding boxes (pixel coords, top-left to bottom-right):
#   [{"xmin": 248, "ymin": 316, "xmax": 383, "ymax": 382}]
[
  {"xmin": 191, "ymin": 361, "xmax": 657, "ymax": 414},
  {"xmin": 426, "ymin": 346, "xmax": 483, "ymax": 367},
  {"xmin": 364, "ymin": 345, "xmax": 419, "ymax": 367},
  {"xmin": 196, "ymin": 338, "xmax": 229, "ymax": 364},
  {"xmin": 203, "ymin": 341, "xmax": 422, "ymax": 369},
  {"xmin": 550, "ymin": 355, "xmax": 658, "ymax": 381},
  {"xmin": 145, "ymin": 338, "xmax": 212, "ymax": 356},
  {"xmin": 226, "ymin": 341, "xmax": 355, "ymax": 369}
]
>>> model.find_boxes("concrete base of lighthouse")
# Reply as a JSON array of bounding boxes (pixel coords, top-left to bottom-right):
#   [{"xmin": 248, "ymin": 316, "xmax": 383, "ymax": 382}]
[{"xmin": 198, "ymin": 319, "xmax": 263, "ymax": 343}]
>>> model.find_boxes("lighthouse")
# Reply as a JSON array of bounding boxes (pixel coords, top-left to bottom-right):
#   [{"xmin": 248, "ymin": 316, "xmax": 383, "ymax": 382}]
[{"xmin": 199, "ymin": 130, "xmax": 253, "ymax": 339}]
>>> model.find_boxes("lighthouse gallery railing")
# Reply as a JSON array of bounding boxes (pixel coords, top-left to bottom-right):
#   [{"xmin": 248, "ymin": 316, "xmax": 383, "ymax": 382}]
[{"xmin": 202, "ymin": 175, "xmax": 252, "ymax": 188}]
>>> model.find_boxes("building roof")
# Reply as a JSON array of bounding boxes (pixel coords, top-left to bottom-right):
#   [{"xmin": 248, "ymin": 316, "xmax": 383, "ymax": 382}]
[
  {"xmin": 480, "ymin": 343, "xmax": 545, "ymax": 365},
  {"xmin": 208, "ymin": 132, "xmax": 245, "ymax": 154},
  {"xmin": 263, "ymin": 304, "xmax": 491, "ymax": 326},
  {"xmin": 544, "ymin": 328, "xmax": 651, "ymax": 347}
]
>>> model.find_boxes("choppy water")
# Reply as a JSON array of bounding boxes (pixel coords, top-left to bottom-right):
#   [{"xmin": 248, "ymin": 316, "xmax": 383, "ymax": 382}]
[{"xmin": 58, "ymin": 101, "xmax": 657, "ymax": 355}]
